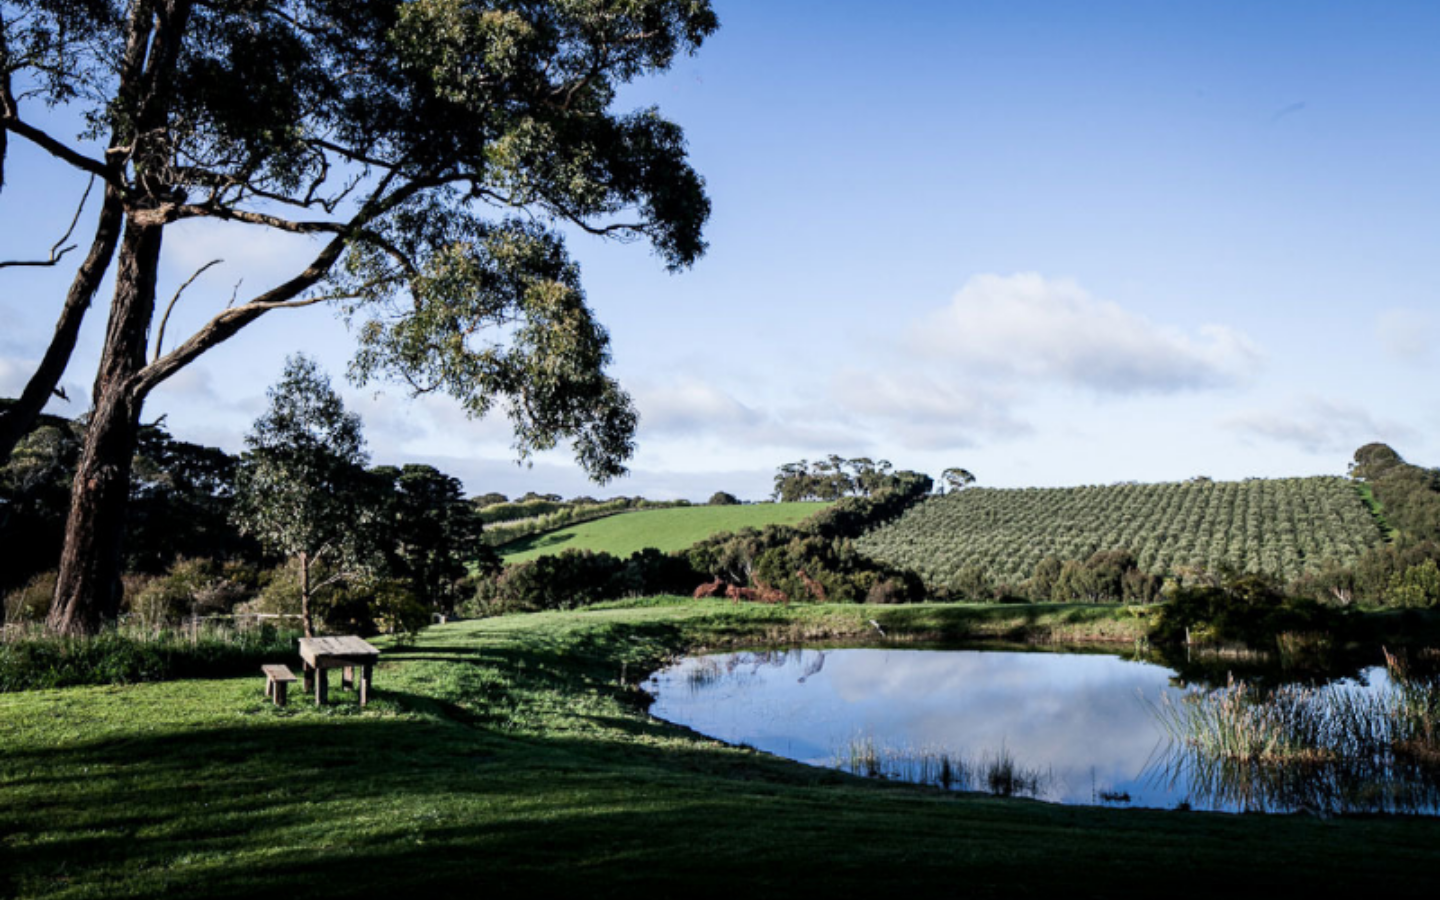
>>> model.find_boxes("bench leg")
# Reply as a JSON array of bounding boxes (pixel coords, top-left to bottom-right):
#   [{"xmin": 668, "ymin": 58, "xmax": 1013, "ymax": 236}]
[
  {"xmin": 360, "ymin": 664, "xmax": 373, "ymax": 707},
  {"xmin": 265, "ymin": 677, "xmax": 273, "ymax": 700},
  {"xmin": 315, "ymin": 667, "xmax": 328, "ymax": 705},
  {"xmin": 303, "ymin": 663, "xmax": 314, "ymax": 694},
  {"xmin": 276, "ymin": 681, "xmax": 288, "ymax": 708},
  {"xmin": 342, "ymin": 666, "xmax": 354, "ymax": 691}
]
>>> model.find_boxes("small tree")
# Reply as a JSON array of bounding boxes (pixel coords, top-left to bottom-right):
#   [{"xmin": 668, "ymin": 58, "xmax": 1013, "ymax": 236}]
[
  {"xmin": 941, "ymin": 467, "xmax": 976, "ymax": 494},
  {"xmin": 232, "ymin": 355, "xmax": 378, "ymax": 637},
  {"xmin": 708, "ymin": 491, "xmax": 739, "ymax": 506}
]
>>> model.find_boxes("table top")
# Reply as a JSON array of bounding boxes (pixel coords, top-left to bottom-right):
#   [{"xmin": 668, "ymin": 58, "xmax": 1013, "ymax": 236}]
[{"xmin": 298, "ymin": 635, "xmax": 381, "ymax": 665}]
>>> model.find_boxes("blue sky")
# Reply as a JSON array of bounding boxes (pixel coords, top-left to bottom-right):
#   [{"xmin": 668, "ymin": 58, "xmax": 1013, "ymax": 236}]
[{"xmin": 2, "ymin": 1, "xmax": 1437, "ymax": 500}]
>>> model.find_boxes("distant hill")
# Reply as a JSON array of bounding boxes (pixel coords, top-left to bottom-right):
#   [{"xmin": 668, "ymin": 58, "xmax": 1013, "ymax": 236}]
[
  {"xmin": 498, "ymin": 502, "xmax": 832, "ymax": 564},
  {"xmin": 856, "ymin": 477, "xmax": 1383, "ymax": 590}
]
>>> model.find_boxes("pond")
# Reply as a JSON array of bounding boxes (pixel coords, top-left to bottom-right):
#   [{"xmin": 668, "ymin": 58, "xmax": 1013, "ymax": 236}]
[{"xmin": 642, "ymin": 646, "xmax": 1440, "ymax": 816}]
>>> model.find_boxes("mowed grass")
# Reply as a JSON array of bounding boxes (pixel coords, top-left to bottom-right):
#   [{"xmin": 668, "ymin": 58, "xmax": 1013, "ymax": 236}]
[
  {"xmin": 4, "ymin": 600, "xmax": 1440, "ymax": 898},
  {"xmin": 498, "ymin": 502, "xmax": 831, "ymax": 563}
]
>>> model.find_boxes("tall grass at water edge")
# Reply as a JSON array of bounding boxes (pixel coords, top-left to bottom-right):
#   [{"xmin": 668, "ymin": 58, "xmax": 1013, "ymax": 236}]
[
  {"xmin": 837, "ymin": 737, "xmax": 1051, "ymax": 799},
  {"xmin": 1153, "ymin": 649, "xmax": 1440, "ymax": 766}
]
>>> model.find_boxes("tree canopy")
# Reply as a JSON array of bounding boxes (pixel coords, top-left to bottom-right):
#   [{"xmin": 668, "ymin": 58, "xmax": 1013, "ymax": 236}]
[{"xmin": 1, "ymin": 0, "xmax": 717, "ymax": 633}]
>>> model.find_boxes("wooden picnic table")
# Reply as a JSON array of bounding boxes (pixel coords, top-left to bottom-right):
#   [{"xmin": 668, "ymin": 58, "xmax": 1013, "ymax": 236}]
[{"xmin": 298, "ymin": 635, "xmax": 381, "ymax": 706}]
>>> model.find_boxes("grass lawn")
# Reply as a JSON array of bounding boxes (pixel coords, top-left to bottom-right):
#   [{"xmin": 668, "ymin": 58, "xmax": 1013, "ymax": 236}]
[
  {"xmin": 497, "ymin": 502, "xmax": 831, "ymax": 563},
  {"xmin": 3, "ymin": 600, "xmax": 1439, "ymax": 898}
]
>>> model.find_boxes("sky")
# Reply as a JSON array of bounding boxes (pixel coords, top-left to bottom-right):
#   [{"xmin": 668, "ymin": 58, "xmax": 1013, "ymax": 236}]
[{"xmin": 2, "ymin": 0, "xmax": 1438, "ymax": 501}]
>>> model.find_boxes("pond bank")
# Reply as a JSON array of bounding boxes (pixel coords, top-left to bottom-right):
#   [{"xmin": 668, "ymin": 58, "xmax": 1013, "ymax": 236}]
[{"xmin": 4, "ymin": 599, "xmax": 1440, "ymax": 897}]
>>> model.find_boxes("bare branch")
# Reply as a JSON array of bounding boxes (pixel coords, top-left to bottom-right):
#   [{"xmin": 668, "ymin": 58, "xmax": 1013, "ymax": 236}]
[
  {"xmin": 153, "ymin": 257, "xmax": 223, "ymax": 362},
  {"xmin": 1, "ymin": 117, "xmax": 114, "ymax": 183},
  {"xmin": 0, "ymin": 176, "xmax": 95, "ymax": 269}
]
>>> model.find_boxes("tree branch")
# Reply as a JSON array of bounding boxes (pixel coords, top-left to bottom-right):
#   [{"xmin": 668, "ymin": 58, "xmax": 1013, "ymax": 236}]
[
  {"xmin": 0, "ymin": 176, "xmax": 95, "ymax": 269},
  {"xmin": 1, "ymin": 117, "xmax": 114, "ymax": 183},
  {"xmin": 130, "ymin": 170, "xmax": 431, "ymax": 399},
  {"xmin": 153, "ymin": 257, "xmax": 222, "ymax": 362},
  {"xmin": 0, "ymin": 184, "xmax": 125, "ymax": 464}
]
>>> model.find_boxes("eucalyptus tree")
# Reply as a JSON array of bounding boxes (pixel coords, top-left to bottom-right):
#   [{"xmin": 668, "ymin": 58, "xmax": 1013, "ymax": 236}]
[
  {"xmin": 232, "ymin": 355, "xmax": 380, "ymax": 638},
  {"xmin": 1, "ymin": 0, "xmax": 716, "ymax": 633}
]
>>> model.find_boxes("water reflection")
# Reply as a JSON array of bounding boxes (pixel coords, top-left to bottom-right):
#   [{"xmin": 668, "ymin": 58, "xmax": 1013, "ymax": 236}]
[{"xmin": 642, "ymin": 647, "xmax": 1439, "ymax": 815}]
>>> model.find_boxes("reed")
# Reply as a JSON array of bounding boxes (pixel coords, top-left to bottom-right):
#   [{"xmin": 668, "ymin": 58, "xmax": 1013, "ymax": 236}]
[
  {"xmin": 834, "ymin": 738, "xmax": 1048, "ymax": 799},
  {"xmin": 1149, "ymin": 649, "xmax": 1440, "ymax": 812}
]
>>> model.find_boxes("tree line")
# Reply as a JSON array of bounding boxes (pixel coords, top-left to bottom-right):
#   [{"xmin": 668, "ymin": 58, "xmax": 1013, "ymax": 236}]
[
  {"xmin": 772, "ymin": 457, "xmax": 975, "ymax": 502},
  {"xmin": 2, "ymin": 358, "xmax": 500, "ymax": 636}
]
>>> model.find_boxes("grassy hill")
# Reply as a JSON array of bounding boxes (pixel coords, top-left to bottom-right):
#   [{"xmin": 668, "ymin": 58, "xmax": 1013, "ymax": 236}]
[
  {"xmin": 4, "ymin": 602, "xmax": 1439, "ymax": 897},
  {"xmin": 857, "ymin": 477, "xmax": 1384, "ymax": 590},
  {"xmin": 498, "ymin": 502, "xmax": 832, "ymax": 563}
]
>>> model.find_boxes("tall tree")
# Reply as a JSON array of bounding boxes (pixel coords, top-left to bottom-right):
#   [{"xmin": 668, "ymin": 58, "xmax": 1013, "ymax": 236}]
[
  {"xmin": 373, "ymin": 463, "xmax": 489, "ymax": 614},
  {"xmin": 1, "ymin": 0, "xmax": 716, "ymax": 634},
  {"xmin": 232, "ymin": 355, "xmax": 378, "ymax": 638}
]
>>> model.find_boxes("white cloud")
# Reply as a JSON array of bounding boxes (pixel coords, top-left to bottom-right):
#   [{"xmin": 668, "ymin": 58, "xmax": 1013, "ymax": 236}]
[
  {"xmin": 0, "ymin": 356, "xmax": 28, "ymax": 397},
  {"xmin": 910, "ymin": 273, "xmax": 1262, "ymax": 394},
  {"xmin": 348, "ymin": 388, "xmax": 516, "ymax": 461},
  {"xmin": 0, "ymin": 354, "xmax": 89, "ymax": 413},
  {"xmin": 1376, "ymin": 308, "xmax": 1434, "ymax": 362},
  {"xmin": 632, "ymin": 378, "xmax": 865, "ymax": 451},
  {"xmin": 162, "ymin": 219, "xmax": 323, "ymax": 297},
  {"xmin": 831, "ymin": 369, "xmax": 1031, "ymax": 450},
  {"xmin": 1223, "ymin": 396, "xmax": 1416, "ymax": 455}
]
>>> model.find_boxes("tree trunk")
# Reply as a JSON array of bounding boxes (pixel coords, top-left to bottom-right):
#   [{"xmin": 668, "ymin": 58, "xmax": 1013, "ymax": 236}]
[
  {"xmin": 0, "ymin": 187, "xmax": 124, "ymax": 464},
  {"xmin": 299, "ymin": 551, "xmax": 315, "ymax": 638},
  {"xmin": 47, "ymin": 219, "xmax": 163, "ymax": 635}
]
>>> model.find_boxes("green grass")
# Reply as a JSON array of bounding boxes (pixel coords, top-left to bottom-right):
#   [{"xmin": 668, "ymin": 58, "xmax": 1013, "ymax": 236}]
[
  {"xmin": 498, "ymin": 502, "xmax": 832, "ymax": 563},
  {"xmin": 4, "ymin": 600, "xmax": 1440, "ymax": 898},
  {"xmin": 1357, "ymin": 481, "xmax": 1399, "ymax": 541}
]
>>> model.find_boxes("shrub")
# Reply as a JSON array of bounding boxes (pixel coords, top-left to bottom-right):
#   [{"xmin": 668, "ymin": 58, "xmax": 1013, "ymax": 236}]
[
  {"xmin": 0, "ymin": 622, "xmax": 302, "ymax": 691},
  {"xmin": 126, "ymin": 558, "xmax": 254, "ymax": 628},
  {"xmin": 368, "ymin": 580, "xmax": 431, "ymax": 637},
  {"xmin": 1149, "ymin": 572, "xmax": 1340, "ymax": 649},
  {"xmin": 708, "ymin": 491, "xmax": 740, "ymax": 505},
  {"xmin": 4, "ymin": 571, "xmax": 56, "ymax": 624},
  {"xmin": 1386, "ymin": 559, "xmax": 1440, "ymax": 608}
]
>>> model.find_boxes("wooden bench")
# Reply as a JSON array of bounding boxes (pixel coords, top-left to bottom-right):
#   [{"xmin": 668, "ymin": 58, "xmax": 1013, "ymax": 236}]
[{"xmin": 262, "ymin": 664, "xmax": 298, "ymax": 707}]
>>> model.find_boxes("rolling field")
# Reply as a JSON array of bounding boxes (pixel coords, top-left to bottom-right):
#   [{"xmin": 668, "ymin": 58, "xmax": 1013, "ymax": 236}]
[
  {"xmin": 857, "ymin": 477, "xmax": 1384, "ymax": 589},
  {"xmin": 498, "ymin": 502, "xmax": 831, "ymax": 563}
]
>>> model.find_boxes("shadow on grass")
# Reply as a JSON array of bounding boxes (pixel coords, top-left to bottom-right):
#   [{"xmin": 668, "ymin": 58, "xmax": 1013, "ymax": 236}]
[
  {"xmin": 496, "ymin": 530, "xmax": 578, "ymax": 557},
  {"xmin": 8, "ymin": 709, "xmax": 1440, "ymax": 900}
]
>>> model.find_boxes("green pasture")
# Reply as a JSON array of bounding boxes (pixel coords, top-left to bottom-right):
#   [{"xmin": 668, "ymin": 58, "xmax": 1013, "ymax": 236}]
[{"xmin": 498, "ymin": 502, "xmax": 831, "ymax": 563}]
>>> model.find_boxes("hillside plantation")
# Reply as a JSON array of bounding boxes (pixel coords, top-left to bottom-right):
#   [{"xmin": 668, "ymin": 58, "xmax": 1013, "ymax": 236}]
[{"xmin": 857, "ymin": 477, "xmax": 1381, "ymax": 589}]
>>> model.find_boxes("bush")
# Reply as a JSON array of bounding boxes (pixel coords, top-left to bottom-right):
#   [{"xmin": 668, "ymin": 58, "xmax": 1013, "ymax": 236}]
[
  {"xmin": 4, "ymin": 571, "xmax": 56, "ymax": 624},
  {"xmin": 709, "ymin": 491, "xmax": 740, "ymax": 505},
  {"xmin": 368, "ymin": 580, "xmax": 431, "ymax": 637},
  {"xmin": 126, "ymin": 558, "xmax": 254, "ymax": 628},
  {"xmin": 0, "ymin": 622, "xmax": 302, "ymax": 691},
  {"xmin": 1149, "ymin": 572, "xmax": 1341, "ymax": 649},
  {"xmin": 1386, "ymin": 559, "xmax": 1440, "ymax": 608}
]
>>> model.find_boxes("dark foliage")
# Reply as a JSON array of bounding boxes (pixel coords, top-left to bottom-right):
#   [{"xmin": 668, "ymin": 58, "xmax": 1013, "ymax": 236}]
[
  {"xmin": 1149, "ymin": 572, "xmax": 1342, "ymax": 649},
  {"xmin": 470, "ymin": 547, "xmax": 698, "ymax": 614}
]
